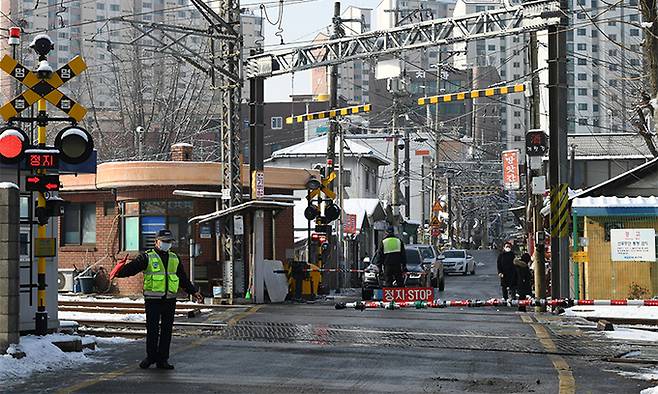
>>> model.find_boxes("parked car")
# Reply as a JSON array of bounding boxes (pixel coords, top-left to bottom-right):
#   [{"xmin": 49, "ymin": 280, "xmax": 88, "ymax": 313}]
[
  {"xmin": 408, "ymin": 244, "xmax": 445, "ymax": 291},
  {"xmin": 404, "ymin": 248, "xmax": 431, "ymax": 287},
  {"xmin": 361, "ymin": 257, "xmax": 380, "ymax": 300},
  {"xmin": 439, "ymin": 249, "xmax": 476, "ymax": 275}
]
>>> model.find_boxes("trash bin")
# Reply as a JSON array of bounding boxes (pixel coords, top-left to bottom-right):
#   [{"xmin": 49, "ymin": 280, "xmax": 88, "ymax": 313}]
[{"xmin": 78, "ymin": 276, "xmax": 95, "ymax": 294}]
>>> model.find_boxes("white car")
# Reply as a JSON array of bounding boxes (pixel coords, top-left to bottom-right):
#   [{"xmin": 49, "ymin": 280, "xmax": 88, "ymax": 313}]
[{"xmin": 439, "ymin": 249, "xmax": 476, "ymax": 275}]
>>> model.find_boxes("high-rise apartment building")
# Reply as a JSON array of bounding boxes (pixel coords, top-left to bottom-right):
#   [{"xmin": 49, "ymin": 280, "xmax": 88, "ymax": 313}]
[
  {"xmin": 452, "ymin": 0, "xmax": 643, "ymax": 152},
  {"xmin": 0, "ymin": 0, "xmax": 262, "ymax": 160}
]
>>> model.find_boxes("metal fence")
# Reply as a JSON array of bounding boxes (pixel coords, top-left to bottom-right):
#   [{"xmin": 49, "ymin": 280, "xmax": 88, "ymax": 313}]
[{"xmin": 572, "ymin": 215, "xmax": 658, "ymax": 300}]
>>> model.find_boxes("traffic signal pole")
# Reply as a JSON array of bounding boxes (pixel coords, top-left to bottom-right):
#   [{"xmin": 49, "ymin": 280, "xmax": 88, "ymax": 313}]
[{"xmin": 35, "ymin": 98, "xmax": 47, "ymax": 335}]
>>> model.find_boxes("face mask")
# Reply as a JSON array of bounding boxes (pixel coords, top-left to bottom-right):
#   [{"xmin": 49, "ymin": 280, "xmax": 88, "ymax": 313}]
[{"xmin": 158, "ymin": 242, "xmax": 172, "ymax": 252}]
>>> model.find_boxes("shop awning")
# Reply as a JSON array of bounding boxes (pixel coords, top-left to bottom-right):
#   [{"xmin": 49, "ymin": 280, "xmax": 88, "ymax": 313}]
[{"xmin": 572, "ymin": 196, "xmax": 658, "ymax": 217}]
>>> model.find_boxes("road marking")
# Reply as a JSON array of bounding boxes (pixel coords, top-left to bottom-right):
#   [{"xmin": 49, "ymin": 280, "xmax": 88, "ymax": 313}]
[
  {"xmin": 58, "ymin": 305, "xmax": 261, "ymax": 393},
  {"xmin": 227, "ymin": 305, "xmax": 262, "ymax": 326},
  {"xmin": 521, "ymin": 315, "xmax": 576, "ymax": 394}
]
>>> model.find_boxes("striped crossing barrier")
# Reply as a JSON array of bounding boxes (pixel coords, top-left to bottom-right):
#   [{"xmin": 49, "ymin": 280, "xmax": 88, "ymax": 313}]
[
  {"xmin": 335, "ymin": 298, "xmax": 658, "ymax": 310},
  {"xmin": 285, "ymin": 103, "xmax": 371, "ymax": 124},
  {"xmin": 273, "ymin": 269, "xmax": 427, "ymax": 276},
  {"xmin": 417, "ymin": 83, "xmax": 526, "ymax": 106}
]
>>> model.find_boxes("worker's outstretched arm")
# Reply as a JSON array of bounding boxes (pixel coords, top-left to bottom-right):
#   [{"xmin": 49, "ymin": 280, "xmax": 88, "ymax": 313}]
[{"xmin": 114, "ymin": 253, "xmax": 148, "ymax": 278}]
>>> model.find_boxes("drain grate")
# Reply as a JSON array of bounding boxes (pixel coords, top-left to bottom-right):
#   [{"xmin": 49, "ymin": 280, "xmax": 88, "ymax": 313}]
[{"xmin": 216, "ymin": 321, "xmax": 625, "ymax": 357}]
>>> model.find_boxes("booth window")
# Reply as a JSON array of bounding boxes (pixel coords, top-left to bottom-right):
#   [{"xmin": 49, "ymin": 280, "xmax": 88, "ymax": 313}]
[
  {"xmin": 121, "ymin": 200, "xmax": 192, "ymax": 252},
  {"xmin": 63, "ymin": 203, "xmax": 97, "ymax": 245}
]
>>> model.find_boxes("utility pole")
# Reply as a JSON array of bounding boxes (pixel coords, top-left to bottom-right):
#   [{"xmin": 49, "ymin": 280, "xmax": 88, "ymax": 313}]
[
  {"xmin": 327, "ymin": 1, "xmax": 341, "ymax": 180},
  {"xmin": 337, "ymin": 121, "xmax": 345, "ymax": 289},
  {"xmin": 447, "ymin": 173, "xmax": 453, "ymax": 247},
  {"xmin": 392, "ymin": 94, "xmax": 400, "ymax": 221},
  {"xmin": 421, "ymin": 160, "xmax": 426, "ymax": 232},
  {"xmin": 548, "ymin": 0, "xmax": 570, "ymax": 299},
  {"xmin": 404, "ymin": 116, "xmax": 410, "ymax": 220},
  {"xmin": 529, "ymin": 30, "xmax": 546, "ymax": 311}
]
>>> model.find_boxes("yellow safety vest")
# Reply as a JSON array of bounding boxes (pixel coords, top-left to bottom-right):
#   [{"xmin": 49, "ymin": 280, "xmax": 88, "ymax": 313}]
[
  {"xmin": 382, "ymin": 237, "xmax": 402, "ymax": 254},
  {"xmin": 143, "ymin": 250, "xmax": 180, "ymax": 299}
]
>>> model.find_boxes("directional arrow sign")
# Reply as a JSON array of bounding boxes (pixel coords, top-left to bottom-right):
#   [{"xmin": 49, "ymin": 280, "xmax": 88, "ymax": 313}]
[{"xmin": 25, "ymin": 174, "xmax": 59, "ymax": 192}]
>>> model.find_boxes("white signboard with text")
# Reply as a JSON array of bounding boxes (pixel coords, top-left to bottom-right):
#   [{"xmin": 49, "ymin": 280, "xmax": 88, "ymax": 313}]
[{"xmin": 610, "ymin": 229, "xmax": 656, "ymax": 262}]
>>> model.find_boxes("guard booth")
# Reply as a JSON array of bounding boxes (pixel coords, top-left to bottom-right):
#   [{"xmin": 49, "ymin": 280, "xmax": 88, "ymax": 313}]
[{"xmin": 572, "ymin": 196, "xmax": 658, "ymax": 300}]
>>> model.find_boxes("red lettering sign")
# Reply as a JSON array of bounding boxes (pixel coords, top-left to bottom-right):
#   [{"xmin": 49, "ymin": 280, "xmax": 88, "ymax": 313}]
[{"xmin": 382, "ymin": 287, "xmax": 434, "ymax": 303}]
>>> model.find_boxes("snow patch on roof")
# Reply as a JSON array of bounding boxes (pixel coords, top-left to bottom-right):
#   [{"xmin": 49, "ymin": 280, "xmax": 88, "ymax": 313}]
[
  {"xmin": 0, "ymin": 182, "xmax": 18, "ymax": 190},
  {"xmin": 271, "ymin": 135, "xmax": 390, "ymax": 165},
  {"xmin": 572, "ymin": 196, "xmax": 658, "ymax": 208}
]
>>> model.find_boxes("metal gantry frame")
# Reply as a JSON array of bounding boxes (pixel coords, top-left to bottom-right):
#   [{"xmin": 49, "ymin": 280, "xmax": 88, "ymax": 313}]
[{"xmin": 246, "ymin": 0, "xmax": 561, "ymax": 78}]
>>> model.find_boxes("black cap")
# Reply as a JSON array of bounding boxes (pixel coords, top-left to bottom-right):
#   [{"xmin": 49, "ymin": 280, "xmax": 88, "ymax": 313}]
[{"xmin": 156, "ymin": 229, "xmax": 174, "ymax": 241}]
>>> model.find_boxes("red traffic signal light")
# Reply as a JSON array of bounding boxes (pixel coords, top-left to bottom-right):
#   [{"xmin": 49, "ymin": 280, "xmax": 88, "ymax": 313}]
[
  {"xmin": 0, "ymin": 126, "xmax": 29, "ymax": 164},
  {"xmin": 54, "ymin": 126, "xmax": 93, "ymax": 164}
]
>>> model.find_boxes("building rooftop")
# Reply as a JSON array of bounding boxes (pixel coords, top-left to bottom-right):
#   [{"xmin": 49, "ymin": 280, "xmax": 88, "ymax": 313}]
[
  {"xmin": 568, "ymin": 133, "xmax": 654, "ymax": 160},
  {"xmin": 269, "ymin": 135, "xmax": 391, "ymax": 165}
]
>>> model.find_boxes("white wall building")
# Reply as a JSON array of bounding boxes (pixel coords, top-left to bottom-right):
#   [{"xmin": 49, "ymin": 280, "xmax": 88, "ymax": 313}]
[{"xmin": 266, "ymin": 135, "xmax": 390, "ymax": 200}]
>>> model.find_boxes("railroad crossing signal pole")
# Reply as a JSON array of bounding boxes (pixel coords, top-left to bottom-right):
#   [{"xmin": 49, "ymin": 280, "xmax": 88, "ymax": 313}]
[
  {"xmin": 35, "ymin": 99, "xmax": 47, "ymax": 334},
  {"xmin": 0, "ymin": 33, "xmax": 92, "ymax": 335}
]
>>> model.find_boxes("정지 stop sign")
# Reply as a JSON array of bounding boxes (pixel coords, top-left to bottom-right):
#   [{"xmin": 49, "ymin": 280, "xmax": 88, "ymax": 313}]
[{"xmin": 0, "ymin": 126, "xmax": 29, "ymax": 164}]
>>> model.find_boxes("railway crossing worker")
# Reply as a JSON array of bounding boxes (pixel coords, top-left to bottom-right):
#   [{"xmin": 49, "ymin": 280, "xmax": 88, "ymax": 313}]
[
  {"xmin": 374, "ymin": 226, "xmax": 407, "ymax": 287},
  {"xmin": 110, "ymin": 229, "xmax": 203, "ymax": 370}
]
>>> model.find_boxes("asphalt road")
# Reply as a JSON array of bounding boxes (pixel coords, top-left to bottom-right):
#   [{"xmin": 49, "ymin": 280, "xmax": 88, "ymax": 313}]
[{"xmin": 10, "ymin": 250, "xmax": 652, "ymax": 393}]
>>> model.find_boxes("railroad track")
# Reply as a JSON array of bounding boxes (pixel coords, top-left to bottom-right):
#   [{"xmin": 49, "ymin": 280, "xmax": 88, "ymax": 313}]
[{"xmin": 58, "ymin": 300, "xmax": 248, "ymax": 310}]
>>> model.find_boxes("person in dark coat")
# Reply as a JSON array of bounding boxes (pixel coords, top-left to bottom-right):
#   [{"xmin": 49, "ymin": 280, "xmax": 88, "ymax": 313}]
[
  {"xmin": 374, "ymin": 226, "xmax": 407, "ymax": 287},
  {"xmin": 497, "ymin": 242, "xmax": 517, "ymax": 300},
  {"xmin": 514, "ymin": 253, "xmax": 533, "ymax": 311},
  {"xmin": 110, "ymin": 229, "xmax": 203, "ymax": 370}
]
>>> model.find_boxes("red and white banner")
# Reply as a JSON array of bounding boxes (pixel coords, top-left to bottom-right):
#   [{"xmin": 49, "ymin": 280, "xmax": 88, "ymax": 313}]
[
  {"xmin": 344, "ymin": 213, "xmax": 357, "ymax": 234},
  {"xmin": 502, "ymin": 149, "xmax": 520, "ymax": 190},
  {"xmin": 382, "ymin": 287, "xmax": 434, "ymax": 303}
]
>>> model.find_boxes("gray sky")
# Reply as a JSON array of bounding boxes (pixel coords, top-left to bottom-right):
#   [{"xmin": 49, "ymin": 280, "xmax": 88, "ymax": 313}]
[{"xmin": 251, "ymin": 0, "xmax": 380, "ymax": 102}]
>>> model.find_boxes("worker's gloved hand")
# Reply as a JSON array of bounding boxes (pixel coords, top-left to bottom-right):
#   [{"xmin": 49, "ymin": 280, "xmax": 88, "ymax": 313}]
[
  {"xmin": 109, "ymin": 256, "xmax": 128, "ymax": 280},
  {"xmin": 498, "ymin": 273, "xmax": 504, "ymax": 279},
  {"xmin": 192, "ymin": 292, "xmax": 204, "ymax": 304}
]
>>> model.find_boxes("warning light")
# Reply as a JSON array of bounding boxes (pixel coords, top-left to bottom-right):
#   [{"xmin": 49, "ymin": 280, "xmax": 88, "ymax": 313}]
[
  {"xmin": 0, "ymin": 126, "xmax": 29, "ymax": 164},
  {"xmin": 8, "ymin": 27, "xmax": 20, "ymax": 46},
  {"xmin": 54, "ymin": 126, "xmax": 94, "ymax": 164}
]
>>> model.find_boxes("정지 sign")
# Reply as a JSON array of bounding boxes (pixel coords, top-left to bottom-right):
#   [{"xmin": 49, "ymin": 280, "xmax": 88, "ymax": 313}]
[{"xmin": 610, "ymin": 229, "xmax": 656, "ymax": 262}]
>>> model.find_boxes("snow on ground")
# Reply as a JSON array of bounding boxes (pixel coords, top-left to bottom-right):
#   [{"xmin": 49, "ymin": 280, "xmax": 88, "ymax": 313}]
[
  {"xmin": 603, "ymin": 327, "xmax": 658, "ymax": 342},
  {"xmin": 0, "ymin": 334, "xmax": 132, "ymax": 384},
  {"xmin": 564, "ymin": 305, "xmax": 658, "ymax": 321},
  {"xmin": 642, "ymin": 386, "xmax": 658, "ymax": 394},
  {"xmin": 59, "ymin": 311, "xmax": 145, "ymax": 322}
]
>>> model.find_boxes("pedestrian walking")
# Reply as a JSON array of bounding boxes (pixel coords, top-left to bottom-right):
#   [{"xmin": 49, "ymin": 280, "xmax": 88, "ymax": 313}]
[
  {"xmin": 374, "ymin": 226, "xmax": 407, "ymax": 287},
  {"xmin": 110, "ymin": 229, "xmax": 203, "ymax": 370},
  {"xmin": 514, "ymin": 253, "xmax": 533, "ymax": 311},
  {"xmin": 497, "ymin": 242, "xmax": 517, "ymax": 300}
]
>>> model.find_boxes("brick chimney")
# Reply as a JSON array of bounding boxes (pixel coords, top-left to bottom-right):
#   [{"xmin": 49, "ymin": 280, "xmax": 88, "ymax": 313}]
[{"xmin": 171, "ymin": 143, "xmax": 193, "ymax": 161}]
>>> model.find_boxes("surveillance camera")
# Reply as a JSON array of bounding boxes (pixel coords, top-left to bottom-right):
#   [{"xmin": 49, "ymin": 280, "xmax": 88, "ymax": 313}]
[
  {"xmin": 136, "ymin": 126, "xmax": 145, "ymax": 133},
  {"xmin": 35, "ymin": 60, "xmax": 53, "ymax": 80},
  {"xmin": 29, "ymin": 34, "xmax": 54, "ymax": 58},
  {"xmin": 397, "ymin": 140, "xmax": 405, "ymax": 150}
]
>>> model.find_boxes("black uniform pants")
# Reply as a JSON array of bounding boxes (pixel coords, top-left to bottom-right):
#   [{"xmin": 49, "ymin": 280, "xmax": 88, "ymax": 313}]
[
  {"xmin": 383, "ymin": 264, "xmax": 404, "ymax": 287},
  {"xmin": 145, "ymin": 298, "xmax": 176, "ymax": 362}
]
